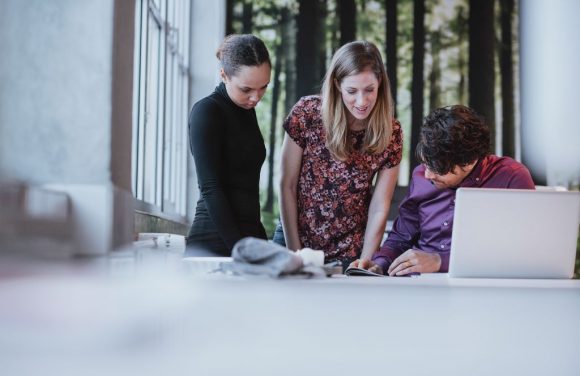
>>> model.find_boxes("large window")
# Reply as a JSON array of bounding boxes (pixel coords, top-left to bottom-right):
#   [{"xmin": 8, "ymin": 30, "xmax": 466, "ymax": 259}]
[{"xmin": 132, "ymin": 0, "xmax": 191, "ymax": 220}]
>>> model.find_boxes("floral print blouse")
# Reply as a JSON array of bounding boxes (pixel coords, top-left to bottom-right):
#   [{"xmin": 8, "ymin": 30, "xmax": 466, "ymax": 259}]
[{"xmin": 284, "ymin": 96, "xmax": 403, "ymax": 261}]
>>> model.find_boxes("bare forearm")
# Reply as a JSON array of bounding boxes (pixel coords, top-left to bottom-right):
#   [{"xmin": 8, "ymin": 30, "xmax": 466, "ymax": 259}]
[
  {"xmin": 360, "ymin": 209, "xmax": 389, "ymax": 260},
  {"xmin": 279, "ymin": 187, "xmax": 302, "ymax": 251},
  {"xmin": 360, "ymin": 166, "xmax": 398, "ymax": 260},
  {"xmin": 279, "ymin": 134, "xmax": 304, "ymax": 251}
]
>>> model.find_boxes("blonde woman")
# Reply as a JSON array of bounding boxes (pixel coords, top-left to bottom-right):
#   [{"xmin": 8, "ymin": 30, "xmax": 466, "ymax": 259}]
[{"xmin": 274, "ymin": 41, "xmax": 402, "ymax": 268}]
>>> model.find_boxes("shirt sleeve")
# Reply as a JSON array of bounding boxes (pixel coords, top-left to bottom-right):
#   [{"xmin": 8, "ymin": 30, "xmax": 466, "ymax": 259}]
[
  {"xmin": 372, "ymin": 174, "xmax": 421, "ymax": 273},
  {"xmin": 379, "ymin": 119, "xmax": 403, "ymax": 171},
  {"xmin": 282, "ymin": 97, "xmax": 310, "ymax": 149},
  {"xmin": 188, "ymin": 99, "xmax": 242, "ymax": 249},
  {"xmin": 438, "ymin": 252, "xmax": 451, "ymax": 272}
]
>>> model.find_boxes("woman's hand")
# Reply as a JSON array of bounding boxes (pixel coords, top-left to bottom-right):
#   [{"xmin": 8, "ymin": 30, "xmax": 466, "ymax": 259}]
[{"xmin": 349, "ymin": 258, "xmax": 384, "ymax": 274}]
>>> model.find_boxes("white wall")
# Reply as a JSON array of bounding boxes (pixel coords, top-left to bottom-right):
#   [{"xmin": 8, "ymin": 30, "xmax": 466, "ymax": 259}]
[
  {"xmin": 0, "ymin": 0, "xmax": 113, "ymax": 184},
  {"xmin": 0, "ymin": 0, "xmax": 135, "ymax": 254},
  {"xmin": 520, "ymin": 0, "xmax": 580, "ymax": 188}
]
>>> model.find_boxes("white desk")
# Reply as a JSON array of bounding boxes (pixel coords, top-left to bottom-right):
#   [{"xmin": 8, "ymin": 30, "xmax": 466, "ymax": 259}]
[{"xmin": 1, "ymin": 251, "xmax": 579, "ymax": 376}]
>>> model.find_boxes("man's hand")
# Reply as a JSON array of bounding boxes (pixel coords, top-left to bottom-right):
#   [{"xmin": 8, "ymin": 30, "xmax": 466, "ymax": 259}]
[
  {"xmin": 387, "ymin": 249, "xmax": 441, "ymax": 276},
  {"xmin": 348, "ymin": 259, "xmax": 384, "ymax": 275}
]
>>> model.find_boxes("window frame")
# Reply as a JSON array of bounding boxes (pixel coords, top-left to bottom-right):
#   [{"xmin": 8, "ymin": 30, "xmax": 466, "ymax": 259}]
[{"xmin": 132, "ymin": 0, "xmax": 191, "ymax": 223}]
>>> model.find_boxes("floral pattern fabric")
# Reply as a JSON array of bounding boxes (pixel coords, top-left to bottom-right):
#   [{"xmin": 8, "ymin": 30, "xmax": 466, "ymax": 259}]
[{"xmin": 284, "ymin": 96, "xmax": 403, "ymax": 261}]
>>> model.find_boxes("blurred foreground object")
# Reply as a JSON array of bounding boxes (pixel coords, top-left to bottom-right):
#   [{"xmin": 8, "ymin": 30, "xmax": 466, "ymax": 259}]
[
  {"xmin": 0, "ymin": 183, "xmax": 73, "ymax": 258},
  {"xmin": 0, "ymin": 182, "xmax": 133, "ymax": 257},
  {"xmin": 220, "ymin": 237, "xmax": 327, "ymax": 278}
]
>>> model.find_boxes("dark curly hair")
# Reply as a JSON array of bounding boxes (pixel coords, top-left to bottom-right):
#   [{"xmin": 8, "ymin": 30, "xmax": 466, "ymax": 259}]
[
  {"xmin": 415, "ymin": 105, "xmax": 490, "ymax": 175},
  {"xmin": 216, "ymin": 34, "xmax": 271, "ymax": 77}
]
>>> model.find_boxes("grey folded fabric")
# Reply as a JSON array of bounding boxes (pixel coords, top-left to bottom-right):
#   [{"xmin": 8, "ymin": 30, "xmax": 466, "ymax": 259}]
[{"xmin": 220, "ymin": 237, "xmax": 326, "ymax": 278}]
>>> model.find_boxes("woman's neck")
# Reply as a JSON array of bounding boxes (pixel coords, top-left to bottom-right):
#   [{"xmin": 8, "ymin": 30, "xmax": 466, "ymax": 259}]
[{"xmin": 346, "ymin": 113, "xmax": 367, "ymax": 131}]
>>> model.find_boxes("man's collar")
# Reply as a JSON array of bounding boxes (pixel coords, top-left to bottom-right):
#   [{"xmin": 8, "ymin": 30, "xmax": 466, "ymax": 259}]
[{"xmin": 457, "ymin": 157, "xmax": 486, "ymax": 188}]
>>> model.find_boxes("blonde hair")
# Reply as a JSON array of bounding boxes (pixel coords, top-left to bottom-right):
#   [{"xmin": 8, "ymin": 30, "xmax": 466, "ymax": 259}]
[{"xmin": 321, "ymin": 41, "xmax": 394, "ymax": 161}]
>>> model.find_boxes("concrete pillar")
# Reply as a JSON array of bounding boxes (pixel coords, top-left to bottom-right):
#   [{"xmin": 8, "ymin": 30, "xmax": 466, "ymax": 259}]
[
  {"xmin": 0, "ymin": 0, "xmax": 135, "ymax": 254},
  {"xmin": 520, "ymin": 0, "xmax": 580, "ymax": 188}
]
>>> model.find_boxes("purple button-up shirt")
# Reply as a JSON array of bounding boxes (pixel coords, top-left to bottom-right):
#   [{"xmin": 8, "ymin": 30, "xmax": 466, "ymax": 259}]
[{"xmin": 372, "ymin": 155, "xmax": 535, "ymax": 273}]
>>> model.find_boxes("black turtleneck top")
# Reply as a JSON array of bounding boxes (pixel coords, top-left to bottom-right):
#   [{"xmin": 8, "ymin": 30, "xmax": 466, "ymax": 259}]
[{"xmin": 187, "ymin": 83, "xmax": 267, "ymax": 255}]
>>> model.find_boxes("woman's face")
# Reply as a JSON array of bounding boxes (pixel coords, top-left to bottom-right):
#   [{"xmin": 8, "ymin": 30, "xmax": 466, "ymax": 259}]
[
  {"xmin": 222, "ymin": 63, "xmax": 271, "ymax": 110},
  {"xmin": 337, "ymin": 70, "xmax": 380, "ymax": 122}
]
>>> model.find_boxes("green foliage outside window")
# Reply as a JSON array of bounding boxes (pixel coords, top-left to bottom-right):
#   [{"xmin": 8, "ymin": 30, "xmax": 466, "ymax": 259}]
[{"xmin": 227, "ymin": 0, "xmax": 521, "ymax": 239}]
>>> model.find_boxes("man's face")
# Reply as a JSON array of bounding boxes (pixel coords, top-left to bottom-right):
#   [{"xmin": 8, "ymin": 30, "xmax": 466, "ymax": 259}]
[{"xmin": 423, "ymin": 163, "xmax": 476, "ymax": 189}]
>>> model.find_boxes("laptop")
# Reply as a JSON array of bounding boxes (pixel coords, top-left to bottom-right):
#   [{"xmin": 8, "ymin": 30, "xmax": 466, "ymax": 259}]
[{"xmin": 449, "ymin": 188, "xmax": 580, "ymax": 279}]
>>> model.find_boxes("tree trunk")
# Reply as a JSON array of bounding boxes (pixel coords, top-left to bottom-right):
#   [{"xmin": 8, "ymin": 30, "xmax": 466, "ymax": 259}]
[
  {"xmin": 330, "ymin": 1, "xmax": 340, "ymax": 54},
  {"xmin": 500, "ymin": 0, "xmax": 515, "ymax": 158},
  {"xmin": 282, "ymin": 6, "xmax": 296, "ymax": 116},
  {"xmin": 456, "ymin": 5, "xmax": 468, "ymax": 105},
  {"xmin": 264, "ymin": 39, "xmax": 283, "ymax": 213},
  {"xmin": 318, "ymin": 0, "xmax": 328, "ymax": 81},
  {"xmin": 409, "ymin": 0, "xmax": 426, "ymax": 175},
  {"xmin": 296, "ymin": 0, "xmax": 324, "ymax": 99},
  {"xmin": 385, "ymin": 0, "xmax": 398, "ymax": 113},
  {"xmin": 242, "ymin": 0, "xmax": 253, "ymax": 34},
  {"xmin": 429, "ymin": 31, "xmax": 442, "ymax": 111},
  {"xmin": 225, "ymin": 0, "xmax": 234, "ymax": 35},
  {"xmin": 339, "ymin": 0, "xmax": 356, "ymax": 45},
  {"xmin": 468, "ymin": 0, "xmax": 496, "ymax": 153}
]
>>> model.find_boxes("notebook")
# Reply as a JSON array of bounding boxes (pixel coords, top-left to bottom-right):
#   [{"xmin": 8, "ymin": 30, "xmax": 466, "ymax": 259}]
[{"xmin": 448, "ymin": 188, "xmax": 580, "ymax": 279}]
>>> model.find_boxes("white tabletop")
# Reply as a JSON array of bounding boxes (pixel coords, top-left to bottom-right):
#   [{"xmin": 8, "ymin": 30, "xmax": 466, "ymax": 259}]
[{"xmin": 1, "ymin": 251, "xmax": 579, "ymax": 376}]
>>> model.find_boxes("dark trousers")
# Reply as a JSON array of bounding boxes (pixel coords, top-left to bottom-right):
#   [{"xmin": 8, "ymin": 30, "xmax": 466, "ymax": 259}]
[{"xmin": 185, "ymin": 231, "xmax": 230, "ymax": 257}]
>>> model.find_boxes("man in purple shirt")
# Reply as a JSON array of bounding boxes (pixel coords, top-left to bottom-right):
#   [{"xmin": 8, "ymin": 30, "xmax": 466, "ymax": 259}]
[{"xmin": 352, "ymin": 105, "xmax": 535, "ymax": 276}]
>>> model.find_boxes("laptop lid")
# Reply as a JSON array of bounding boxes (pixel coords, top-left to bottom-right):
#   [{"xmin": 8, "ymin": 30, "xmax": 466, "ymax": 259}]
[{"xmin": 449, "ymin": 188, "xmax": 580, "ymax": 279}]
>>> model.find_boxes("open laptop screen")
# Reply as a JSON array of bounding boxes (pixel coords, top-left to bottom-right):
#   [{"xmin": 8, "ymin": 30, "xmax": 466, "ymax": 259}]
[{"xmin": 449, "ymin": 188, "xmax": 580, "ymax": 279}]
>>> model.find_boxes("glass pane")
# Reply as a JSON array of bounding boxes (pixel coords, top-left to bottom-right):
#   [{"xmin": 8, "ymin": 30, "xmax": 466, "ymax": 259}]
[{"xmin": 143, "ymin": 14, "xmax": 161, "ymax": 205}]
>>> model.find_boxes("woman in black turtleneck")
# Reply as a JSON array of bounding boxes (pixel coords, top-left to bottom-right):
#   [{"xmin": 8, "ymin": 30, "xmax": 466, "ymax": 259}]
[{"xmin": 186, "ymin": 34, "xmax": 271, "ymax": 256}]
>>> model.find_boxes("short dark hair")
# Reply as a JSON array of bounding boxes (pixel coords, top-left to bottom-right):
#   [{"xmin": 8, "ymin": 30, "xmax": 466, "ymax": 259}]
[
  {"xmin": 216, "ymin": 34, "xmax": 271, "ymax": 77},
  {"xmin": 415, "ymin": 105, "xmax": 490, "ymax": 175}
]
